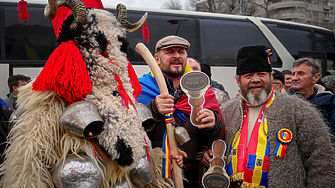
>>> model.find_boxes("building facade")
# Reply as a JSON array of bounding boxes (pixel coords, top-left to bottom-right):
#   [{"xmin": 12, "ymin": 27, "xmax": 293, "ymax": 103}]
[{"xmin": 195, "ymin": 0, "xmax": 335, "ymax": 32}]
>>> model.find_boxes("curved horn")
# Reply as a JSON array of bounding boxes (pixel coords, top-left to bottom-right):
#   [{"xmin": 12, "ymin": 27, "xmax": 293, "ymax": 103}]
[
  {"xmin": 44, "ymin": 0, "xmax": 87, "ymax": 29},
  {"xmin": 44, "ymin": 0, "xmax": 57, "ymax": 21},
  {"xmin": 116, "ymin": 4, "xmax": 148, "ymax": 33}
]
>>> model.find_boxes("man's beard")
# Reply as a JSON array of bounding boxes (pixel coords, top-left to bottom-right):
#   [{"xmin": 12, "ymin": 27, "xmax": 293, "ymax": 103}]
[
  {"xmin": 161, "ymin": 59, "xmax": 185, "ymax": 78},
  {"xmin": 241, "ymin": 82, "xmax": 272, "ymax": 106}
]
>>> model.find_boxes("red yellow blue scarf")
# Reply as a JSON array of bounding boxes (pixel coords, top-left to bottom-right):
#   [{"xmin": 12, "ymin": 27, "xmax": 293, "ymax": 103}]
[{"xmin": 227, "ymin": 90, "xmax": 275, "ymax": 188}]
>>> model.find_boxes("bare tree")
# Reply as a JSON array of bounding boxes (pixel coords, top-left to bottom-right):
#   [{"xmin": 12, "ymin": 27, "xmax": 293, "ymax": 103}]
[
  {"xmin": 185, "ymin": 0, "xmax": 202, "ymax": 11},
  {"xmin": 161, "ymin": 0, "xmax": 183, "ymax": 10},
  {"xmin": 185, "ymin": 0, "xmax": 262, "ymax": 16},
  {"xmin": 240, "ymin": 0, "xmax": 258, "ymax": 16},
  {"xmin": 187, "ymin": 0, "xmax": 225, "ymax": 12},
  {"xmin": 249, "ymin": 0, "xmax": 270, "ymax": 17}
]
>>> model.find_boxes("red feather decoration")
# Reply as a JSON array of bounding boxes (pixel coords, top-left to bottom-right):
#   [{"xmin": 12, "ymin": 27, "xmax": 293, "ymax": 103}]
[
  {"xmin": 17, "ymin": 0, "xmax": 29, "ymax": 21},
  {"xmin": 142, "ymin": 21, "xmax": 149, "ymax": 44},
  {"xmin": 127, "ymin": 59, "xmax": 142, "ymax": 100}
]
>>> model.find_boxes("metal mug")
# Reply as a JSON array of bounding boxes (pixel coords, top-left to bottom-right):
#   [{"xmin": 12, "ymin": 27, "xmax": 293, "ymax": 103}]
[{"xmin": 60, "ymin": 101, "xmax": 104, "ymax": 138}]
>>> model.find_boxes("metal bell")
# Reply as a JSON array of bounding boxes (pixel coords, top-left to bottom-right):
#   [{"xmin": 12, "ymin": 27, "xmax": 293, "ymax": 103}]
[
  {"xmin": 134, "ymin": 102, "xmax": 155, "ymax": 132},
  {"xmin": 60, "ymin": 101, "xmax": 104, "ymax": 138},
  {"xmin": 129, "ymin": 155, "xmax": 157, "ymax": 188},
  {"xmin": 174, "ymin": 125, "xmax": 191, "ymax": 145},
  {"xmin": 114, "ymin": 177, "xmax": 135, "ymax": 188},
  {"xmin": 52, "ymin": 153, "xmax": 104, "ymax": 188}
]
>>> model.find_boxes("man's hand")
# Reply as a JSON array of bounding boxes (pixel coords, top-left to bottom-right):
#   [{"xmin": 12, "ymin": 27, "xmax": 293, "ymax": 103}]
[
  {"xmin": 197, "ymin": 109, "xmax": 216, "ymax": 129},
  {"xmin": 202, "ymin": 149, "xmax": 227, "ymax": 168},
  {"xmin": 202, "ymin": 149, "xmax": 213, "ymax": 168},
  {"xmin": 155, "ymin": 93, "xmax": 174, "ymax": 115},
  {"xmin": 172, "ymin": 150, "xmax": 188, "ymax": 168}
]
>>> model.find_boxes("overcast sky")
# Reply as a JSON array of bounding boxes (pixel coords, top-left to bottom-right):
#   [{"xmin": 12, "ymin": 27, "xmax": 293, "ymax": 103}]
[
  {"xmin": 4, "ymin": 0, "xmax": 188, "ymax": 10},
  {"xmin": 102, "ymin": 0, "xmax": 187, "ymax": 9}
]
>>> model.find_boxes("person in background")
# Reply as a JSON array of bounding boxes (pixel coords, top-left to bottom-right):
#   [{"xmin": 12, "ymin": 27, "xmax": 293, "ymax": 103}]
[
  {"xmin": 5, "ymin": 74, "xmax": 30, "ymax": 110},
  {"xmin": 137, "ymin": 35, "xmax": 225, "ymax": 188},
  {"xmin": 281, "ymin": 69, "xmax": 292, "ymax": 93},
  {"xmin": 200, "ymin": 62, "xmax": 230, "ymax": 100},
  {"xmin": 289, "ymin": 58, "xmax": 335, "ymax": 136},
  {"xmin": 0, "ymin": 103, "xmax": 12, "ymax": 165},
  {"xmin": 187, "ymin": 57, "xmax": 201, "ymax": 71},
  {"xmin": 321, "ymin": 75, "xmax": 335, "ymax": 90},
  {"xmin": 202, "ymin": 45, "xmax": 335, "ymax": 187},
  {"xmin": 272, "ymin": 69, "xmax": 286, "ymax": 93},
  {"xmin": 200, "ymin": 62, "xmax": 230, "ymax": 110}
]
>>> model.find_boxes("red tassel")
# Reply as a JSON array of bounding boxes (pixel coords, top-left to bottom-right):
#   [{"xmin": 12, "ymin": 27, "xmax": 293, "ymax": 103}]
[
  {"xmin": 32, "ymin": 40, "xmax": 92, "ymax": 104},
  {"xmin": 127, "ymin": 59, "xmax": 142, "ymax": 100},
  {"xmin": 17, "ymin": 0, "xmax": 29, "ymax": 21},
  {"xmin": 142, "ymin": 21, "xmax": 149, "ymax": 44},
  {"xmin": 114, "ymin": 74, "xmax": 135, "ymax": 109}
]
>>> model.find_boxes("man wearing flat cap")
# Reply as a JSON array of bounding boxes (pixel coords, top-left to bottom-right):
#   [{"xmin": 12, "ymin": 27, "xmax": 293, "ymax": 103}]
[
  {"xmin": 202, "ymin": 45, "xmax": 335, "ymax": 187},
  {"xmin": 137, "ymin": 35, "xmax": 225, "ymax": 187}
]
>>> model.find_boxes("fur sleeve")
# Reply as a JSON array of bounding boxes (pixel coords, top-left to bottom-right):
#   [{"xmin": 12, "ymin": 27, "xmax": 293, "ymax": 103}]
[
  {"xmin": 293, "ymin": 97, "xmax": 335, "ymax": 187},
  {"xmin": 0, "ymin": 83, "xmax": 66, "ymax": 188}
]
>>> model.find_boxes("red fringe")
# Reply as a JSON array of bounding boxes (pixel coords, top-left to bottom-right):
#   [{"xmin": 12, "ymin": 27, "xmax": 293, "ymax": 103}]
[
  {"xmin": 114, "ymin": 74, "xmax": 135, "ymax": 109},
  {"xmin": 32, "ymin": 40, "xmax": 92, "ymax": 104},
  {"xmin": 89, "ymin": 140, "xmax": 104, "ymax": 161},
  {"xmin": 127, "ymin": 59, "xmax": 142, "ymax": 101},
  {"xmin": 17, "ymin": 0, "xmax": 29, "ymax": 21},
  {"xmin": 142, "ymin": 21, "xmax": 149, "ymax": 44}
]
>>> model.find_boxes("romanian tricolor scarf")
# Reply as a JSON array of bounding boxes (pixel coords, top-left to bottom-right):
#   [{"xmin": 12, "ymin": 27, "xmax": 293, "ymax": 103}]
[
  {"xmin": 227, "ymin": 90, "xmax": 275, "ymax": 188},
  {"xmin": 137, "ymin": 71, "xmax": 222, "ymax": 120}
]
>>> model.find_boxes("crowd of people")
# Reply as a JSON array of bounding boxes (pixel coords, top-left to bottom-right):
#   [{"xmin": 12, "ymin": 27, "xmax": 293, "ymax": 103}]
[{"xmin": 1, "ymin": 35, "xmax": 335, "ymax": 188}]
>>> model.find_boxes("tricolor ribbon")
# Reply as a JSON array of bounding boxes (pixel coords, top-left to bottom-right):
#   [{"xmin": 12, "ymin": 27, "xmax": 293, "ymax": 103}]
[
  {"xmin": 162, "ymin": 129, "xmax": 173, "ymax": 178},
  {"xmin": 165, "ymin": 116, "xmax": 175, "ymax": 124},
  {"xmin": 273, "ymin": 128, "xmax": 293, "ymax": 158},
  {"xmin": 264, "ymin": 47, "xmax": 273, "ymax": 65}
]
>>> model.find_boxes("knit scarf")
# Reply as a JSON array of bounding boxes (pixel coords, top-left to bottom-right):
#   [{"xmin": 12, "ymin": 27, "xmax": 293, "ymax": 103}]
[{"xmin": 227, "ymin": 89, "xmax": 275, "ymax": 188}]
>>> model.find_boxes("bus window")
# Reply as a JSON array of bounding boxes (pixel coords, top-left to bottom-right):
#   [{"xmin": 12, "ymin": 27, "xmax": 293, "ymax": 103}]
[
  {"xmin": 199, "ymin": 18, "xmax": 280, "ymax": 67},
  {"xmin": 315, "ymin": 32, "xmax": 335, "ymax": 52},
  {"xmin": 123, "ymin": 12, "xmax": 196, "ymax": 64},
  {"xmin": 5, "ymin": 5, "xmax": 56, "ymax": 60},
  {"xmin": 263, "ymin": 22, "xmax": 311, "ymax": 59}
]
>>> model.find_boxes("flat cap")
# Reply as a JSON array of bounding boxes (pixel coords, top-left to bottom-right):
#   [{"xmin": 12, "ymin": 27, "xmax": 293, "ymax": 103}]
[{"xmin": 155, "ymin": 35, "xmax": 190, "ymax": 53}]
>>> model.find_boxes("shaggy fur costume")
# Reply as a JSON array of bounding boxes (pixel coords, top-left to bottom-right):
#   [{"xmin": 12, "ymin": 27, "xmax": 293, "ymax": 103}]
[
  {"xmin": 0, "ymin": 8, "xmax": 174, "ymax": 188},
  {"xmin": 222, "ymin": 91, "xmax": 335, "ymax": 187}
]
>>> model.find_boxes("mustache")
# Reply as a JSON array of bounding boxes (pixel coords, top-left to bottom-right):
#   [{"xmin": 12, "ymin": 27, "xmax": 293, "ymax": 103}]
[
  {"xmin": 170, "ymin": 59, "xmax": 182, "ymax": 64},
  {"xmin": 247, "ymin": 82, "xmax": 264, "ymax": 89}
]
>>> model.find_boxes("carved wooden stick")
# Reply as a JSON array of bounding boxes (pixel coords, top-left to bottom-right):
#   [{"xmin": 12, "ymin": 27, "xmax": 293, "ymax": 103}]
[{"xmin": 135, "ymin": 43, "xmax": 184, "ymax": 188}]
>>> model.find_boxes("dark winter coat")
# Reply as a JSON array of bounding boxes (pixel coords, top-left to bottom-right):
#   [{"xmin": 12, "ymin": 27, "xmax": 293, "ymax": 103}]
[
  {"xmin": 4, "ymin": 93, "xmax": 17, "ymax": 110},
  {"xmin": 289, "ymin": 84, "xmax": 335, "ymax": 135},
  {"xmin": 146, "ymin": 77, "xmax": 225, "ymax": 188},
  {"xmin": 222, "ymin": 91, "xmax": 335, "ymax": 187}
]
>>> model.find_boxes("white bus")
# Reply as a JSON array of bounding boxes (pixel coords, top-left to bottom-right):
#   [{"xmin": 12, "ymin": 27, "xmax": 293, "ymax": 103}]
[{"xmin": 0, "ymin": 1, "xmax": 334, "ymax": 99}]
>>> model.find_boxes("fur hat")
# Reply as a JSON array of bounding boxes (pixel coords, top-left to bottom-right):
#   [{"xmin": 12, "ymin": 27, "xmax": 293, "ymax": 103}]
[
  {"xmin": 200, "ymin": 62, "xmax": 212, "ymax": 79},
  {"xmin": 236, "ymin": 45, "xmax": 273, "ymax": 75},
  {"xmin": 272, "ymin": 69, "xmax": 285, "ymax": 84}
]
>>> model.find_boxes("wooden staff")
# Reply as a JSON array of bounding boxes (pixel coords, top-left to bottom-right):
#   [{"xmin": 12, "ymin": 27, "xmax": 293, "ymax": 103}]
[{"xmin": 135, "ymin": 43, "xmax": 184, "ymax": 188}]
